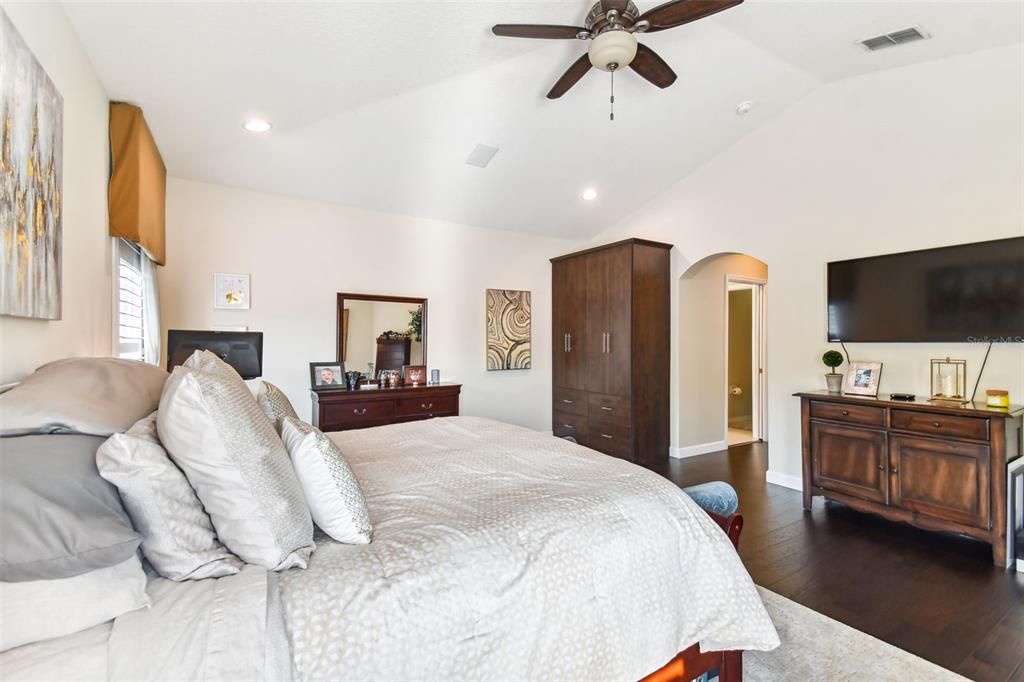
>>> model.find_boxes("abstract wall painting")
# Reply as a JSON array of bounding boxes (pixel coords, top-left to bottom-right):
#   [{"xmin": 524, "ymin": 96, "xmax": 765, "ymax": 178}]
[
  {"xmin": 0, "ymin": 10, "xmax": 63, "ymax": 320},
  {"xmin": 486, "ymin": 289, "xmax": 531, "ymax": 371}
]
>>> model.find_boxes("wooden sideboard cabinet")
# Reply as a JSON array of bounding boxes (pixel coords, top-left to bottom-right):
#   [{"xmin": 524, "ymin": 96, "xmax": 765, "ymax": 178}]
[
  {"xmin": 312, "ymin": 383, "xmax": 461, "ymax": 433},
  {"xmin": 796, "ymin": 391, "xmax": 1023, "ymax": 566}
]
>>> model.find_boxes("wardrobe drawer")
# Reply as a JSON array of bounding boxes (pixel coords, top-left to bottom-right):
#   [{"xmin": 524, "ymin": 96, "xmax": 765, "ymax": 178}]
[
  {"xmin": 553, "ymin": 411, "xmax": 588, "ymax": 441},
  {"xmin": 809, "ymin": 400, "xmax": 885, "ymax": 428},
  {"xmin": 322, "ymin": 399, "xmax": 395, "ymax": 428},
  {"xmin": 585, "ymin": 423, "xmax": 633, "ymax": 460},
  {"xmin": 395, "ymin": 395, "xmax": 459, "ymax": 418},
  {"xmin": 588, "ymin": 393, "xmax": 631, "ymax": 427},
  {"xmin": 555, "ymin": 388, "xmax": 588, "ymax": 416},
  {"xmin": 891, "ymin": 410, "xmax": 990, "ymax": 442}
]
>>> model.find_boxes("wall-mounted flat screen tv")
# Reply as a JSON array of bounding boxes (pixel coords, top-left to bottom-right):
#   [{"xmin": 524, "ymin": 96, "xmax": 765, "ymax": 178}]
[{"xmin": 827, "ymin": 237, "xmax": 1024, "ymax": 343}]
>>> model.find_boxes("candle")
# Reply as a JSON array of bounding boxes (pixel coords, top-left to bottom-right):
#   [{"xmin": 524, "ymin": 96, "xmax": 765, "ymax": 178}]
[{"xmin": 942, "ymin": 373, "xmax": 956, "ymax": 397}]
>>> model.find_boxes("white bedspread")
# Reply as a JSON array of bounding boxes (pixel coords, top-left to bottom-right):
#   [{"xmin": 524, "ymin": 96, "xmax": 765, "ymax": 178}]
[{"xmin": 277, "ymin": 417, "xmax": 778, "ymax": 682}]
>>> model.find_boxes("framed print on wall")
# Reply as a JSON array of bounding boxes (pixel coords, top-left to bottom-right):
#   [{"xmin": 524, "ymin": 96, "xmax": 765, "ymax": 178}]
[
  {"xmin": 485, "ymin": 289, "xmax": 531, "ymax": 370},
  {"xmin": 214, "ymin": 273, "xmax": 250, "ymax": 310},
  {"xmin": 844, "ymin": 361, "xmax": 883, "ymax": 397}
]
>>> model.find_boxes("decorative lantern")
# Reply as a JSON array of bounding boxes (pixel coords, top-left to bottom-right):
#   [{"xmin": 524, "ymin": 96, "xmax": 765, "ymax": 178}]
[{"xmin": 930, "ymin": 357, "xmax": 968, "ymax": 404}]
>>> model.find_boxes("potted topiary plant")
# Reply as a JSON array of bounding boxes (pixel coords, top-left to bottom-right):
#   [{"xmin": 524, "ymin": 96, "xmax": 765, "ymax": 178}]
[{"xmin": 822, "ymin": 350, "xmax": 844, "ymax": 393}]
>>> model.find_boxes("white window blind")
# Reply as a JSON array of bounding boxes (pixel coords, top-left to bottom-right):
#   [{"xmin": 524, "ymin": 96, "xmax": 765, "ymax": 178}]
[{"xmin": 117, "ymin": 239, "xmax": 145, "ymax": 361}]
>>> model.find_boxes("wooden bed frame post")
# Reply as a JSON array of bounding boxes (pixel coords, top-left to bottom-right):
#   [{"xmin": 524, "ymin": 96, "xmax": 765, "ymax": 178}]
[{"xmin": 639, "ymin": 512, "xmax": 746, "ymax": 682}]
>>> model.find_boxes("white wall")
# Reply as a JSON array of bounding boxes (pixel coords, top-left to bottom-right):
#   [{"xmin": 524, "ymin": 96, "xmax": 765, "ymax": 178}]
[
  {"xmin": 0, "ymin": 3, "xmax": 111, "ymax": 383},
  {"xmin": 160, "ymin": 178, "xmax": 579, "ymax": 429},
  {"xmin": 593, "ymin": 44, "xmax": 1024, "ymax": 483}
]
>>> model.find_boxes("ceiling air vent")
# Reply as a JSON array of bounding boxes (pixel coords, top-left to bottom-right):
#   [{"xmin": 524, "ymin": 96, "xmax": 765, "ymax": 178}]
[
  {"xmin": 859, "ymin": 26, "xmax": 931, "ymax": 52},
  {"xmin": 465, "ymin": 144, "xmax": 499, "ymax": 169}
]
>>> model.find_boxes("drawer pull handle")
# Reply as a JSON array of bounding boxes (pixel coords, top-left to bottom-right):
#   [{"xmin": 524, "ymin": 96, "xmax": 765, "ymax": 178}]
[
  {"xmin": 841, "ymin": 410, "xmax": 849, "ymax": 416},
  {"xmin": 562, "ymin": 399, "xmax": 574, "ymax": 404},
  {"xmin": 562, "ymin": 424, "xmax": 575, "ymax": 429},
  {"xmin": 601, "ymin": 434, "xmax": 613, "ymax": 439},
  {"xmin": 421, "ymin": 403, "xmax": 433, "ymax": 410},
  {"xmin": 931, "ymin": 421, "xmax": 941, "ymax": 428},
  {"xmin": 601, "ymin": 406, "xmax": 613, "ymax": 411},
  {"xmin": 891, "ymin": 466, "xmax": 899, "ymax": 474},
  {"xmin": 353, "ymin": 408, "xmax": 367, "ymax": 416},
  {"xmin": 877, "ymin": 464, "xmax": 885, "ymax": 471}
]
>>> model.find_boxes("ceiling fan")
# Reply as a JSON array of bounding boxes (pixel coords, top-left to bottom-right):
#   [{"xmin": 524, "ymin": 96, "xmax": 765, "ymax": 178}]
[{"xmin": 492, "ymin": 0, "xmax": 744, "ymax": 101}]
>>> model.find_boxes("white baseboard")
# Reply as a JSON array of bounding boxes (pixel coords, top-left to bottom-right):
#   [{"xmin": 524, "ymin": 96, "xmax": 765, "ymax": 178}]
[
  {"xmin": 765, "ymin": 470, "xmax": 803, "ymax": 492},
  {"xmin": 671, "ymin": 440, "xmax": 728, "ymax": 459}
]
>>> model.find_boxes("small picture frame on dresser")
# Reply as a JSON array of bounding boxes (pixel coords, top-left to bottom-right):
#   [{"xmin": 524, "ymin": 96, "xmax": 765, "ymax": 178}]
[
  {"xmin": 310, "ymin": 362, "xmax": 345, "ymax": 390},
  {"xmin": 844, "ymin": 361, "xmax": 883, "ymax": 397},
  {"xmin": 402, "ymin": 365, "xmax": 427, "ymax": 386}
]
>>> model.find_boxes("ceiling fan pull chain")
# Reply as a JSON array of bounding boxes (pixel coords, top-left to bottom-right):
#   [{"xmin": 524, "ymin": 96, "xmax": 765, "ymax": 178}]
[{"xmin": 609, "ymin": 67, "xmax": 615, "ymax": 121}]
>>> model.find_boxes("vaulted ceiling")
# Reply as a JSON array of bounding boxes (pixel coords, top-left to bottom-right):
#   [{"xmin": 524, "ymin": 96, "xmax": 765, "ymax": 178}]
[{"xmin": 64, "ymin": 1, "xmax": 1023, "ymax": 239}]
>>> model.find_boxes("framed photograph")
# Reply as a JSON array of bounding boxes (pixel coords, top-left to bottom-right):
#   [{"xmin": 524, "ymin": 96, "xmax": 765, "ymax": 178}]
[
  {"xmin": 214, "ymin": 273, "xmax": 250, "ymax": 310},
  {"xmin": 310, "ymin": 362, "xmax": 345, "ymax": 390},
  {"xmin": 402, "ymin": 365, "xmax": 427, "ymax": 386},
  {"xmin": 844, "ymin": 361, "xmax": 883, "ymax": 397}
]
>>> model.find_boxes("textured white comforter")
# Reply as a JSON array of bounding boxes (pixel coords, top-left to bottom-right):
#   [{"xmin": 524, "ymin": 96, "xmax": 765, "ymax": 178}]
[{"xmin": 277, "ymin": 417, "xmax": 778, "ymax": 681}]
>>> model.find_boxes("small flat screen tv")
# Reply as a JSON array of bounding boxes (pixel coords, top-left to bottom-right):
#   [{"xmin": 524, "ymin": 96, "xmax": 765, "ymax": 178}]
[
  {"xmin": 166, "ymin": 330, "xmax": 264, "ymax": 379},
  {"xmin": 827, "ymin": 237, "xmax": 1024, "ymax": 343}
]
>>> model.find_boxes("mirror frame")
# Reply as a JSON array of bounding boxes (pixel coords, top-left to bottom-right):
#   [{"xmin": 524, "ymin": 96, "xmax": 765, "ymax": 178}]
[{"xmin": 336, "ymin": 292, "xmax": 428, "ymax": 367}]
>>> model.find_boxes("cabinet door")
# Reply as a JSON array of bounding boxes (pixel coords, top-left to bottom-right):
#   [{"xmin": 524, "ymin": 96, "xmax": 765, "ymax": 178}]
[
  {"xmin": 889, "ymin": 435, "xmax": 990, "ymax": 529},
  {"xmin": 585, "ymin": 246, "xmax": 632, "ymax": 396},
  {"xmin": 810, "ymin": 422, "xmax": 888, "ymax": 504},
  {"xmin": 552, "ymin": 257, "xmax": 586, "ymax": 390}
]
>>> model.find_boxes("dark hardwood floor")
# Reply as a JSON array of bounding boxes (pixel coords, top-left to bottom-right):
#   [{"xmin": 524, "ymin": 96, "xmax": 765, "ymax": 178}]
[{"xmin": 652, "ymin": 442, "xmax": 1024, "ymax": 682}]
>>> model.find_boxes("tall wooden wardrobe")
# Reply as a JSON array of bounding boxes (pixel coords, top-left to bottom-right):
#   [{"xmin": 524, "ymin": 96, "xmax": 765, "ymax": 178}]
[{"xmin": 551, "ymin": 238, "xmax": 672, "ymax": 467}]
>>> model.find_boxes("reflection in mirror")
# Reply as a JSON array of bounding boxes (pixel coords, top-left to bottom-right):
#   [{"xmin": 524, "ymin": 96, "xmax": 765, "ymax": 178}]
[{"xmin": 338, "ymin": 294, "xmax": 426, "ymax": 379}]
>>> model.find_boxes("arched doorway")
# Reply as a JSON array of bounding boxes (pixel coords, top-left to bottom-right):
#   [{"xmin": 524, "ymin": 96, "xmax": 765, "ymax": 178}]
[{"xmin": 676, "ymin": 252, "xmax": 768, "ymax": 457}]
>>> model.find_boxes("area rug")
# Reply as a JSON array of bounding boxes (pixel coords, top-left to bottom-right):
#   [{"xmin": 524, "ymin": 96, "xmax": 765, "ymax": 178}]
[{"xmin": 738, "ymin": 587, "xmax": 968, "ymax": 681}]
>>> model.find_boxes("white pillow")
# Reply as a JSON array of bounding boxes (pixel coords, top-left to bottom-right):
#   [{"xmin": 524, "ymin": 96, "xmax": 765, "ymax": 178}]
[
  {"xmin": 157, "ymin": 361, "xmax": 314, "ymax": 571},
  {"xmin": 0, "ymin": 554, "xmax": 150, "ymax": 652},
  {"xmin": 280, "ymin": 417, "xmax": 372, "ymax": 545},
  {"xmin": 96, "ymin": 412, "xmax": 243, "ymax": 581}
]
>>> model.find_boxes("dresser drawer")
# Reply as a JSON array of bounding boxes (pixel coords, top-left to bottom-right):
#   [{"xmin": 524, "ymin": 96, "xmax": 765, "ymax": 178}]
[
  {"xmin": 585, "ymin": 422, "xmax": 633, "ymax": 460},
  {"xmin": 553, "ymin": 411, "xmax": 588, "ymax": 441},
  {"xmin": 891, "ymin": 409, "xmax": 990, "ymax": 441},
  {"xmin": 395, "ymin": 395, "xmax": 459, "ymax": 418},
  {"xmin": 588, "ymin": 393, "xmax": 631, "ymax": 427},
  {"xmin": 322, "ymin": 399, "xmax": 395, "ymax": 427},
  {"xmin": 809, "ymin": 400, "xmax": 885, "ymax": 428},
  {"xmin": 554, "ymin": 388, "xmax": 588, "ymax": 417}
]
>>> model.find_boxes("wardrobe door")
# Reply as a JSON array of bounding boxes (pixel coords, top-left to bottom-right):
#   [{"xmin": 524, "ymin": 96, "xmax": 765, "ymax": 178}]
[
  {"xmin": 585, "ymin": 246, "xmax": 632, "ymax": 396},
  {"xmin": 552, "ymin": 256, "xmax": 586, "ymax": 390}
]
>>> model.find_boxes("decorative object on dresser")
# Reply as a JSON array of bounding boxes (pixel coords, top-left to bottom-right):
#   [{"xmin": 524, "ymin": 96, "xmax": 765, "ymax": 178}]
[
  {"xmin": 402, "ymin": 364, "xmax": 426, "ymax": 386},
  {"xmin": 842, "ymin": 360, "xmax": 882, "ymax": 397},
  {"xmin": 213, "ymin": 272, "xmax": 250, "ymax": 310},
  {"xmin": 337, "ymin": 293, "xmax": 427, "ymax": 373},
  {"xmin": 311, "ymin": 383, "xmax": 461, "ymax": 433},
  {"xmin": 930, "ymin": 356, "xmax": 968, "ymax": 405},
  {"xmin": 309, "ymin": 361, "xmax": 345, "ymax": 389},
  {"xmin": 485, "ymin": 288, "xmax": 532, "ymax": 370},
  {"xmin": 0, "ymin": 10, "xmax": 63, "ymax": 320},
  {"xmin": 551, "ymin": 238, "xmax": 672, "ymax": 467},
  {"xmin": 795, "ymin": 390, "xmax": 1023, "ymax": 566},
  {"xmin": 822, "ymin": 350, "xmax": 844, "ymax": 394}
]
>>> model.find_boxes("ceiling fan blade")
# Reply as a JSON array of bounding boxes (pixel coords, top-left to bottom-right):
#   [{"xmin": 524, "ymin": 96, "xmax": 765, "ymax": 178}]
[
  {"xmin": 630, "ymin": 43, "xmax": 677, "ymax": 88},
  {"xmin": 639, "ymin": 0, "xmax": 744, "ymax": 32},
  {"xmin": 547, "ymin": 54, "xmax": 593, "ymax": 99},
  {"xmin": 492, "ymin": 24, "xmax": 587, "ymax": 39}
]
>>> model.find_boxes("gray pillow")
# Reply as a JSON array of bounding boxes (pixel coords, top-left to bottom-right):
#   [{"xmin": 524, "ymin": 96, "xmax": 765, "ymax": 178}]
[
  {"xmin": 0, "ymin": 357, "xmax": 168, "ymax": 437},
  {"xmin": 96, "ymin": 412, "xmax": 243, "ymax": 581},
  {"xmin": 258, "ymin": 381, "xmax": 299, "ymax": 433},
  {"xmin": 0, "ymin": 434, "xmax": 141, "ymax": 582}
]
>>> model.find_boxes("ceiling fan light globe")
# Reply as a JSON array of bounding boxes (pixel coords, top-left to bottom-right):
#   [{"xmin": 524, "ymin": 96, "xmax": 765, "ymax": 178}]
[{"xmin": 588, "ymin": 30, "xmax": 638, "ymax": 71}]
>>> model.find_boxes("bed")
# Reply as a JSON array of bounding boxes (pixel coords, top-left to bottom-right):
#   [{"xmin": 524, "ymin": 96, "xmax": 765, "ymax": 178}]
[{"xmin": 1, "ymin": 416, "xmax": 777, "ymax": 681}]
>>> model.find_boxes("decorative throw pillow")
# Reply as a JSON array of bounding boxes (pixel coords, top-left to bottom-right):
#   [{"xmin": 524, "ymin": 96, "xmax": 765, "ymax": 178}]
[
  {"xmin": 280, "ymin": 417, "xmax": 372, "ymax": 544},
  {"xmin": 0, "ymin": 357, "xmax": 168, "ymax": 437},
  {"xmin": 96, "ymin": 412, "xmax": 243, "ymax": 581},
  {"xmin": 157, "ymin": 364, "xmax": 314, "ymax": 570},
  {"xmin": 257, "ymin": 381, "xmax": 299, "ymax": 433},
  {"xmin": 0, "ymin": 554, "xmax": 150, "ymax": 652},
  {"xmin": 0, "ymin": 434, "xmax": 140, "ymax": 582}
]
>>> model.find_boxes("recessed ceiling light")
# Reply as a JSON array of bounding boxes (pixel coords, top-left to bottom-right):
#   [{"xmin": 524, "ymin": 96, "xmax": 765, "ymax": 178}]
[
  {"xmin": 735, "ymin": 101, "xmax": 753, "ymax": 116},
  {"xmin": 582, "ymin": 188, "xmax": 598, "ymax": 201},
  {"xmin": 243, "ymin": 119, "xmax": 272, "ymax": 133}
]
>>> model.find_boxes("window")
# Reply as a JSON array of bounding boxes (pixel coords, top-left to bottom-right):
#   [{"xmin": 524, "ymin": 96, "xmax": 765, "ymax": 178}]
[{"xmin": 117, "ymin": 239, "xmax": 146, "ymax": 361}]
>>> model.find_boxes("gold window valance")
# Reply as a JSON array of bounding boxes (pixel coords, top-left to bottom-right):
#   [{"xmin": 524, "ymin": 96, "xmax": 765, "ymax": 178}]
[{"xmin": 108, "ymin": 102, "xmax": 166, "ymax": 265}]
